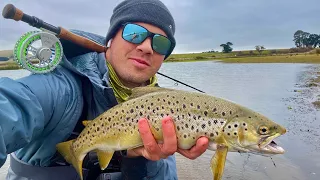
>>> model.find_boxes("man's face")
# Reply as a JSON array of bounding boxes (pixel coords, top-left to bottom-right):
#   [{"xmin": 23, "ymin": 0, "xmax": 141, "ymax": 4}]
[{"xmin": 106, "ymin": 22, "xmax": 167, "ymax": 88}]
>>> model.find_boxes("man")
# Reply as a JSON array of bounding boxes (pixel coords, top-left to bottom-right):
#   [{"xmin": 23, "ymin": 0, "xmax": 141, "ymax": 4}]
[{"xmin": 0, "ymin": 0, "xmax": 209, "ymax": 179}]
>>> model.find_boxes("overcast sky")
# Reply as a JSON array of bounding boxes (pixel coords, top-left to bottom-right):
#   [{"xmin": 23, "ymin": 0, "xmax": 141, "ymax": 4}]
[{"xmin": 0, "ymin": 0, "xmax": 319, "ymax": 53}]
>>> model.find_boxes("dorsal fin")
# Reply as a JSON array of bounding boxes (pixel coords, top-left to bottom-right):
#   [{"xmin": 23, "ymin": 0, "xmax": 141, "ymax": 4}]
[{"xmin": 128, "ymin": 86, "xmax": 174, "ymax": 100}]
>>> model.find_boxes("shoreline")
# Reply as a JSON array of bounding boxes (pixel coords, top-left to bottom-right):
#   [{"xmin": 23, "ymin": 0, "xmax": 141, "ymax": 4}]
[{"xmin": 1, "ymin": 54, "xmax": 319, "ymax": 70}]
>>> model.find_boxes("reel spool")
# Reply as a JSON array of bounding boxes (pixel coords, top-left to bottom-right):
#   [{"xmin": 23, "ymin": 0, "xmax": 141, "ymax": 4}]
[{"xmin": 13, "ymin": 31, "xmax": 63, "ymax": 74}]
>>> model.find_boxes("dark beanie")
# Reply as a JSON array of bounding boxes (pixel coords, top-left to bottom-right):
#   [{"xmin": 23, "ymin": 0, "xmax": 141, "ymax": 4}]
[{"xmin": 105, "ymin": 0, "xmax": 176, "ymax": 59}]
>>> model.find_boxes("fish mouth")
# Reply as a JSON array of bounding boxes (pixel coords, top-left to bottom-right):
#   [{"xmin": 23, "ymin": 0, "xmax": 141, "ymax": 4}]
[{"xmin": 258, "ymin": 133, "xmax": 285, "ymax": 154}]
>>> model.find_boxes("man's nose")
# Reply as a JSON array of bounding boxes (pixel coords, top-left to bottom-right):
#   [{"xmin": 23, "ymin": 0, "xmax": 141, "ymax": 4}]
[{"xmin": 136, "ymin": 38, "xmax": 153, "ymax": 55}]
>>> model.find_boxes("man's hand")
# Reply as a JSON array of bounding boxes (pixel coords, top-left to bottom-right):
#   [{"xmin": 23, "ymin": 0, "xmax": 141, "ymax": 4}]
[{"xmin": 126, "ymin": 116, "xmax": 209, "ymax": 160}]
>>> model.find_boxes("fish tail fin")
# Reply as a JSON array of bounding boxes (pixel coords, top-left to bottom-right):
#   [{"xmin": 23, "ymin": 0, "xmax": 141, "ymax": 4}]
[{"xmin": 56, "ymin": 139, "xmax": 84, "ymax": 180}]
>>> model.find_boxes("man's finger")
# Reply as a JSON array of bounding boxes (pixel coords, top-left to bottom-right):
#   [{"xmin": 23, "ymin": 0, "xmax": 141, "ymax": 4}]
[
  {"xmin": 138, "ymin": 118, "xmax": 161, "ymax": 155},
  {"xmin": 161, "ymin": 116, "xmax": 177, "ymax": 156},
  {"xmin": 177, "ymin": 137, "xmax": 209, "ymax": 160}
]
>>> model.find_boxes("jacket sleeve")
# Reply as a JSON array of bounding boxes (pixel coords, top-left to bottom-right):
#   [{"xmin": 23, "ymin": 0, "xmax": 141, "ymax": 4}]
[
  {"xmin": 0, "ymin": 67, "xmax": 83, "ymax": 167},
  {"xmin": 121, "ymin": 155, "xmax": 178, "ymax": 180}
]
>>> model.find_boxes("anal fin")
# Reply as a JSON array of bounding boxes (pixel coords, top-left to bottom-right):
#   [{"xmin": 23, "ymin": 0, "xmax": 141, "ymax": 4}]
[
  {"xmin": 210, "ymin": 144, "xmax": 228, "ymax": 180},
  {"xmin": 96, "ymin": 150, "xmax": 114, "ymax": 170}
]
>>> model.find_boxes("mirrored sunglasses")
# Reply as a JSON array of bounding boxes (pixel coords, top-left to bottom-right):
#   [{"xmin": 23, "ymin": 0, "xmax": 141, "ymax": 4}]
[{"xmin": 122, "ymin": 23, "xmax": 172, "ymax": 56}]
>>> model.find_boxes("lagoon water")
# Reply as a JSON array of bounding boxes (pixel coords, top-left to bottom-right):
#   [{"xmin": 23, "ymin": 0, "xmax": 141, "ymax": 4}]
[{"xmin": 0, "ymin": 61, "xmax": 319, "ymax": 180}]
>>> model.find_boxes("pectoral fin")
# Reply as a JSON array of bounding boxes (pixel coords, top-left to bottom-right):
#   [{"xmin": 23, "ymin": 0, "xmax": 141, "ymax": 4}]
[
  {"xmin": 210, "ymin": 144, "xmax": 228, "ymax": 180},
  {"xmin": 96, "ymin": 150, "xmax": 114, "ymax": 170},
  {"xmin": 82, "ymin": 120, "xmax": 91, "ymax": 126}
]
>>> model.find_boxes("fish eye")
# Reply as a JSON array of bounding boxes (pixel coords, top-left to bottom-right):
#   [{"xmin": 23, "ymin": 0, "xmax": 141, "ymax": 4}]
[{"xmin": 259, "ymin": 126, "xmax": 269, "ymax": 135}]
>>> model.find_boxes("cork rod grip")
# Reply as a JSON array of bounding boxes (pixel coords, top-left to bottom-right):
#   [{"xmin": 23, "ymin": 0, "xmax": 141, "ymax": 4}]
[{"xmin": 59, "ymin": 27, "xmax": 107, "ymax": 53}]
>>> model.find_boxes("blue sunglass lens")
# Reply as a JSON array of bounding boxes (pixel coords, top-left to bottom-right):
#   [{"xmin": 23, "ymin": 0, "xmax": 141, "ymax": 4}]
[
  {"xmin": 122, "ymin": 24, "xmax": 148, "ymax": 44},
  {"xmin": 122, "ymin": 23, "xmax": 172, "ymax": 55}
]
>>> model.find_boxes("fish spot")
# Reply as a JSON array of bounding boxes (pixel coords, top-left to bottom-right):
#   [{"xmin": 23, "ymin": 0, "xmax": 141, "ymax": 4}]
[
  {"xmin": 168, "ymin": 101, "xmax": 171, "ymax": 105},
  {"xmin": 183, "ymin": 134, "xmax": 187, "ymax": 138},
  {"xmin": 191, "ymin": 125, "xmax": 194, "ymax": 130},
  {"xmin": 204, "ymin": 111, "xmax": 208, "ymax": 116},
  {"xmin": 230, "ymin": 111, "xmax": 232, "ymax": 114},
  {"xmin": 185, "ymin": 124, "xmax": 189, "ymax": 128},
  {"xmin": 234, "ymin": 124, "xmax": 238, "ymax": 128},
  {"xmin": 151, "ymin": 102, "xmax": 154, "ymax": 106},
  {"xmin": 167, "ymin": 95, "xmax": 170, "ymax": 97},
  {"xmin": 214, "ymin": 120, "xmax": 218, "ymax": 124},
  {"xmin": 193, "ymin": 115, "xmax": 197, "ymax": 120},
  {"xmin": 141, "ymin": 105, "xmax": 144, "ymax": 108},
  {"xmin": 213, "ymin": 108, "xmax": 217, "ymax": 112},
  {"xmin": 170, "ymin": 109, "xmax": 174, "ymax": 113},
  {"xmin": 243, "ymin": 123, "xmax": 246, "ymax": 126},
  {"xmin": 197, "ymin": 105, "xmax": 200, "ymax": 109},
  {"xmin": 222, "ymin": 112, "xmax": 226, "ymax": 116},
  {"xmin": 245, "ymin": 128, "xmax": 248, "ymax": 131},
  {"xmin": 216, "ymin": 132, "xmax": 219, "ymax": 135},
  {"xmin": 140, "ymin": 112, "xmax": 143, "ymax": 116},
  {"xmin": 208, "ymin": 121, "xmax": 212, "ymax": 126},
  {"xmin": 115, "ymin": 111, "xmax": 119, "ymax": 115},
  {"xmin": 183, "ymin": 104, "xmax": 186, "ymax": 109},
  {"xmin": 248, "ymin": 116, "xmax": 252, "ymax": 118},
  {"xmin": 190, "ymin": 103, "xmax": 193, "ymax": 106},
  {"xmin": 227, "ymin": 133, "xmax": 230, "ymax": 136},
  {"xmin": 163, "ymin": 99, "xmax": 166, "ymax": 102},
  {"xmin": 130, "ymin": 109, "xmax": 134, "ymax": 113},
  {"xmin": 228, "ymin": 125, "xmax": 231, "ymax": 129},
  {"xmin": 97, "ymin": 127, "xmax": 100, "ymax": 131},
  {"xmin": 210, "ymin": 133, "xmax": 214, "ymax": 137},
  {"xmin": 234, "ymin": 132, "xmax": 237, "ymax": 136},
  {"xmin": 176, "ymin": 101, "xmax": 179, "ymax": 104},
  {"xmin": 100, "ymin": 117, "xmax": 103, "ymax": 120},
  {"xmin": 201, "ymin": 124, "xmax": 206, "ymax": 129},
  {"xmin": 177, "ymin": 126, "xmax": 180, "ymax": 131}
]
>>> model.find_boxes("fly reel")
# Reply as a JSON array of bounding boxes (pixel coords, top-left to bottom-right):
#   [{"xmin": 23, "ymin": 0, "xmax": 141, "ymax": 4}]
[{"xmin": 13, "ymin": 31, "xmax": 63, "ymax": 74}]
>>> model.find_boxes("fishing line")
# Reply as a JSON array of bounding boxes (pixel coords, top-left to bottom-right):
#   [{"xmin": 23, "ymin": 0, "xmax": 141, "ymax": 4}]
[{"xmin": 157, "ymin": 72, "xmax": 205, "ymax": 93}]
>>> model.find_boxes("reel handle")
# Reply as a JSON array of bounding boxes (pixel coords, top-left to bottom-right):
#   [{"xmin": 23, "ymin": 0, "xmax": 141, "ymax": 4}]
[{"xmin": 2, "ymin": 4, "xmax": 107, "ymax": 53}]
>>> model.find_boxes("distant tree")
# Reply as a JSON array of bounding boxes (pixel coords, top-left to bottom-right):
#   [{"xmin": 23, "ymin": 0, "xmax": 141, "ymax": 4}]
[
  {"xmin": 220, "ymin": 42, "xmax": 233, "ymax": 53},
  {"xmin": 255, "ymin": 45, "xmax": 265, "ymax": 55},
  {"xmin": 293, "ymin": 30, "xmax": 320, "ymax": 48},
  {"xmin": 306, "ymin": 34, "xmax": 320, "ymax": 48},
  {"xmin": 293, "ymin": 30, "xmax": 304, "ymax": 48}
]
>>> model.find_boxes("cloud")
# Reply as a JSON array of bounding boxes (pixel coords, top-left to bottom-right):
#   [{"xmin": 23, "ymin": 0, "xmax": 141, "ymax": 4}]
[{"xmin": 0, "ymin": 0, "xmax": 319, "ymax": 53}]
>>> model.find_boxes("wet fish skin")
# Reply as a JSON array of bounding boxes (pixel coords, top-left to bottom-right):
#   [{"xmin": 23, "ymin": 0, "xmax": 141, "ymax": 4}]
[{"xmin": 56, "ymin": 86, "xmax": 286, "ymax": 180}]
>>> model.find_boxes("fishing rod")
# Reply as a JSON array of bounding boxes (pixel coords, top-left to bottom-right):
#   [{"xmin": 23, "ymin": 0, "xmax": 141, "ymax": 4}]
[{"xmin": 2, "ymin": 3, "xmax": 204, "ymax": 93}]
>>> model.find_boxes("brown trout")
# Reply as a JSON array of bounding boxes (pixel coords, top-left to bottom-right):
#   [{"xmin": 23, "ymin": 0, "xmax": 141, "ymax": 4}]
[{"xmin": 56, "ymin": 87, "xmax": 286, "ymax": 180}]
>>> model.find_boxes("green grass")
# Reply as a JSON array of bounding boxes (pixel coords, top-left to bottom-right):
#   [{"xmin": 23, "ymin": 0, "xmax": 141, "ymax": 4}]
[{"xmin": 0, "ymin": 48, "xmax": 320, "ymax": 70}]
